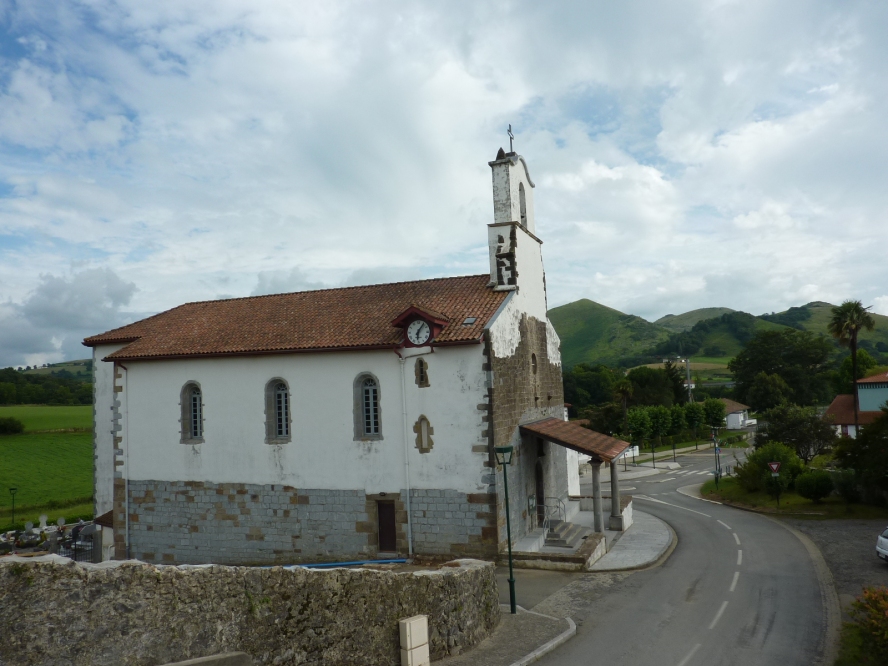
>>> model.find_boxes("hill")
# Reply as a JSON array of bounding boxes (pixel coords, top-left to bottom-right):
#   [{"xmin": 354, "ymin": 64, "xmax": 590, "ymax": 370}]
[
  {"xmin": 655, "ymin": 308, "xmax": 736, "ymax": 332},
  {"xmin": 22, "ymin": 359, "xmax": 92, "ymax": 381},
  {"xmin": 761, "ymin": 302, "xmax": 888, "ymax": 353},
  {"xmin": 548, "ymin": 299, "xmax": 669, "ymax": 368}
]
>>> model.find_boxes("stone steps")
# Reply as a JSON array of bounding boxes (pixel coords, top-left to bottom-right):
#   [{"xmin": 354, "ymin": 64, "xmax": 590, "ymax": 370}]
[{"xmin": 544, "ymin": 520, "xmax": 588, "ymax": 549}]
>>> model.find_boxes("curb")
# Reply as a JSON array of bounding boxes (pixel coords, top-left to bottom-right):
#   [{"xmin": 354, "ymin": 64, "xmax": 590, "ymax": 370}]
[
  {"xmin": 588, "ymin": 512, "xmax": 678, "ymax": 572},
  {"xmin": 506, "ymin": 606, "xmax": 577, "ymax": 666}
]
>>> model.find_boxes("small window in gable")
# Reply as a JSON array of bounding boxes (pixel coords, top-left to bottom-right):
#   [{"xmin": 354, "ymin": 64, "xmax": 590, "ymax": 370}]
[
  {"xmin": 415, "ymin": 358, "xmax": 429, "ymax": 388},
  {"xmin": 180, "ymin": 382, "xmax": 204, "ymax": 443},
  {"xmin": 265, "ymin": 379, "xmax": 291, "ymax": 443},
  {"xmin": 354, "ymin": 373, "xmax": 382, "ymax": 440}
]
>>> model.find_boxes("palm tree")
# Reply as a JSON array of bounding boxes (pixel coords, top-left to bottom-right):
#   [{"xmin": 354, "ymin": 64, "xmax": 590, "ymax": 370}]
[
  {"xmin": 828, "ymin": 300, "xmax": 876, "ymax": 433},
  {"xmin": 613, "ymin": 379, "xmax": 633, "ymax": 435}
]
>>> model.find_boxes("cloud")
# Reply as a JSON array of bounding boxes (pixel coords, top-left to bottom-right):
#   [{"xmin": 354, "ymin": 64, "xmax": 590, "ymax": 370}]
[
  {"xmin": 0, "ymin": 269, "xmax": 137, "ymax": 367},
  {"xmin": 0, "ymin": 0, "xmax": 885, "ymax": 352}
]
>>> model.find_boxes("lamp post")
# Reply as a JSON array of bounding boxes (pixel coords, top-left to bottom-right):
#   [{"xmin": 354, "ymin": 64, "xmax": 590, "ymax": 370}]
[
  {"xmin": 711, "ymin": 427, "xmax": 721, "ymax": 490},
  {"xmin": 494, "ymin": 445, "xmax": 517, "ymax": 615},
  {"xmin": 9, "ymin": 487, "xmax": 18, "ymax": 529}
]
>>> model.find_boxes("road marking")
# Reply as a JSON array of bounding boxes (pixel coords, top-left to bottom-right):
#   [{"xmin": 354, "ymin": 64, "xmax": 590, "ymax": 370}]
[
  {"xmin": 708, "ymin": 601, "xmax": 729, "ymax": 629},
  {"xmin": 696, "ymin": 471, "xmax": 710, "ymax": 475},
  {"xmin": 717, "ymin": 520, "xmax": 732, "ymax": 530},
  {"xmin": 730, "ymin": 571, "xmax": 739, "ymax": 592},
  {"xmin": 733, "ymin": 533, "xmax": 741, "ymax": 545},
  {"xmin": 656, "ymin": 478, "xmax": 677, "ymax": 483},
  {"xmin": 737, "ymin": 550, "xmax": 742, "ymax": 566},
  {"xmin": 677, "ymin": 643, "xmax": 702, "ymax": 666},
  {"xmin": 634, "ymin": 495, "xmax": 712, "ymax": 517}
]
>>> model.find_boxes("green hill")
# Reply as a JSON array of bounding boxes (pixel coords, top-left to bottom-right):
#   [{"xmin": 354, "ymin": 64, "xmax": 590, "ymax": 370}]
[
  {"xmin": 548, "ymin": 299, "xmax": 669, "ymax": 368},
  {"xmin": 655, "ymin": 308, "xmax": 736, "ymax": 332},
  {"xmin": 762, "ymin": 302, "xmax": 888, "ymax": 352}
]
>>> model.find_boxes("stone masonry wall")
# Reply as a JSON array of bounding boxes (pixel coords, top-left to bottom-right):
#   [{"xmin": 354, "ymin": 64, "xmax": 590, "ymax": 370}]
[
  {"xmin": 0, "ymin": 556, "xmax": 500, "ymax": 666},
  {"xmin": 123, "ymin": 481, "xmax": 496, "ymax": 565},
  {"xmin": 489, "ymin": 314, "xmax": 565, "ymax": 547}
]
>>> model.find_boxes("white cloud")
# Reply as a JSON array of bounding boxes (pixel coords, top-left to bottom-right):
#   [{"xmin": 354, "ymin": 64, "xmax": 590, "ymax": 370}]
[{"xmin": 0, "ymin": 0, "xmax": 886, "ymax": 364}]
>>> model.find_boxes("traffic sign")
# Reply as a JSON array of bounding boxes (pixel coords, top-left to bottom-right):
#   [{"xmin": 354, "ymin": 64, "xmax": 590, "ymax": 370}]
[
  {"xmin": 768, "ymin": 462, "xmax": 781, "ymax": 473},
  {"xmin": 715, "ymin": 447, "xmax": 721, "ymax": 454}
]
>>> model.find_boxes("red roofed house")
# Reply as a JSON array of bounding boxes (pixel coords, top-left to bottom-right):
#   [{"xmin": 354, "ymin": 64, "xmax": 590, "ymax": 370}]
[
  {"xmin": 85, "ymin": 149, "xmax": 629, "ymax": 565},
  {"xmin": 825, "ymin": 372, "xmax": 888, "ymax": 438}
]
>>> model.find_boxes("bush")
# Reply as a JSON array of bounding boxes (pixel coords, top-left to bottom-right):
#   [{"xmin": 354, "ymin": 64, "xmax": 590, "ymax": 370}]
[
  {"xmin": 0, "ymin": 417, "xmax": 24, "ymax": 435},
  {"xmin": 735, "ymin": 442, "xmax": 802, "ymax": 493},
  {"xmin": 834, "ymin": 469, "xmax": 861, "ymax": 504},
  {"xmin": 795, "ymin": 470, "xmax": 834, "ymax": 503},
  {"xmin": 848, "ymin": 586, "xmax": 888, "ymax": 663}
]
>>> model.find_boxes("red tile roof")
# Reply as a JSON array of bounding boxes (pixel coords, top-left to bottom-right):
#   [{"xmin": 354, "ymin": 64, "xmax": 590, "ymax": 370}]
[
  {"xmin": 84, "ymin": 275, "xmax": 508, "ymax": 361},
  {"xmin": 824, "ymin": 395, "xmax": 882, "ymax": 426},
  {"xmin": 858, "ymin": 372, "xmax": 888, "ymax": 385},
  {"xmin": 719, "ymin": 398, "xmax": 750, "ymax": 414},
  {"xmin": 520, "ymin": 417, "xmax": 631, "ymax": 462}
]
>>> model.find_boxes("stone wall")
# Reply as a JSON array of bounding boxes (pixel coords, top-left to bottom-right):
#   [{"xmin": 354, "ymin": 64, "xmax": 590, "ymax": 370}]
[
  {"xmin": 119, "ymin": 481, "xmax": 497, "ymax": 565},
  {"xmin": 0, "ymin": 556, "xmax": 499, "ymax": 666},
  {"xmin": 488, "ymin": 314, "xmax": 566, "ymax": 546}
]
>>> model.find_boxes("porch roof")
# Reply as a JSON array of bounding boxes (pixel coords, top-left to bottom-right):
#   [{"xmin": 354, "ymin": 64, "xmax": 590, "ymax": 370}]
[{"xmin": 520, "ymin": 417, "xmax": 631, "ymax": 463}]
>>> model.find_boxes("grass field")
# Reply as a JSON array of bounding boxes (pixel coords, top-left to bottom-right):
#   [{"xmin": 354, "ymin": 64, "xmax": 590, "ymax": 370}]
[
  {"xmin": 701, "ymin": 477, "xmax": 888, "ymax": 519},
  {"xmin": 0, "ymin": 404, "xmax": 92, "ymax": 431},
  {"xmin": 0, "ymin": 405, "xmax": 93, "ymax": 530}
]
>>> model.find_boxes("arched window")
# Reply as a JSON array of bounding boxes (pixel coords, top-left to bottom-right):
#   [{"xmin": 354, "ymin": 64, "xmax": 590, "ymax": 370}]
[
  {"xmin": 415, "ymin": 358, "xmax": 429, "ymax": 388},
  {"xmin": 180, "ymin": 382, "xmax": 204, "ymax": 443},
  {"xmin": 265, "ymin": 379, "xmax": 291, "ymax": 443},
  {"xmin": 531, "ymin": 353, "xmax": 538, "ymax": 375},
  {"xmin": 354, "ymin": 373, "xmax": 382, "ymax": 440},
  {"xmin": 519, "ymin": 183, "xmax": 527, "ymax": 227}
]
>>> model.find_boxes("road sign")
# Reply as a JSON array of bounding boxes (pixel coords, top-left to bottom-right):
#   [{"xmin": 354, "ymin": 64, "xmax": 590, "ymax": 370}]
[
  {"xmin": 768, "ymin": 462, "xmax": 781, "ymax": 473},
  {"xmin": 715, "ymin": 447, "xmax": 721, "ymax": 454}
]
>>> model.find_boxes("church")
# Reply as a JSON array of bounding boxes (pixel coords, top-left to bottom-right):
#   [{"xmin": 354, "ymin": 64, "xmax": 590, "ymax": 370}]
[{"xmin": 86, "ymin": 148, "xmax": 626, "ymax": 565}]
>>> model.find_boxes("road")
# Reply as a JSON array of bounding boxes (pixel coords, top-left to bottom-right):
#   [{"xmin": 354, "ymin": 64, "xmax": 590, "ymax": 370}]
[{"xmin": 537, "ymin": 451, "xmax": 831, "ymax": 666}]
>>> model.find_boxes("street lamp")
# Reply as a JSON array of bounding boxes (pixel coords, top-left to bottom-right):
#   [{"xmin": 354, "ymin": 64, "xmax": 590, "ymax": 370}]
[
  {"xmin": 9, "ymin": 487, "xmax": 18, "ymax": 529},
  {"xmin": 494, "ymin": 445, "xmax": 517, "ymax": 615}
]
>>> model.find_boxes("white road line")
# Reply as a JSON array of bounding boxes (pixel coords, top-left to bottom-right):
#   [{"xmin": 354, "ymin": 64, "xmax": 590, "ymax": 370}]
[
  {"xmin": 708, "ymin": 601, "xmax": 729, "ymax": 629},
  {"xmin": 730, "ymin": 571, "xmax": 739, "ymax": 592},
  {"xmin": 737, "ymin": 550, "xmax": 742, "ymax": 566},
  {"xmin": 677, "ymin": 643, "xmax": 702, "ymax": 666},
  {"xmin": 697, "ymin": 471, "xmax": 710, "ymax": 475},
  {"xmin": 733, "ymin": 533, "xmax": 741, "ymax": 545},
  {"xmin": 717, "ymin": 520, "xmax": 732, "ymax": 530},
  {"xmin": 634, "ymin": 495, "xmax": 712, "ymax": 517}
]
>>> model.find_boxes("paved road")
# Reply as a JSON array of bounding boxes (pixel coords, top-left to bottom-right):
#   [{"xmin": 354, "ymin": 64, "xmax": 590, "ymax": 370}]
[{"xmin": 537, "ymin": 452, "xmax": 830, "ymax": 666}]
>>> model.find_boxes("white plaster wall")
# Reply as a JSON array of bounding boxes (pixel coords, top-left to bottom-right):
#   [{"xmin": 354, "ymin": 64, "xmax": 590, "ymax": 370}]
[
  {"xmin": 490, "ymin": 156, "xmax": 536, "ymax": 234},
  {"xmin": 566, "ymin": 449, "xmax": 581, "ymax": 496},
  {"xmin": 488, "ymin": 226, "xmax": 560, "ymax": 365},
  {"xmin": 119, "ymin": 345, "xmax": 489, "ymax": 494},
  {"xmin": 93, "ymin": 344, "xmax": 125, "ymax": 515}
]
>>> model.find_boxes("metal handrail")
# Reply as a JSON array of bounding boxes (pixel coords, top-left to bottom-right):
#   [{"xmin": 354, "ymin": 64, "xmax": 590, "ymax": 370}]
[{"xmin": 539, "ymin": 497, "xmax": 566, "ymax": 540}]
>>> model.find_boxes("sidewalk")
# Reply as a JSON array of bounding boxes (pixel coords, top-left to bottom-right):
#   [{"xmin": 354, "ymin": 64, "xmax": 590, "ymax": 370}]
[{"xmin": 436, "ymin": 510, "xmax": 675, "ymax": 665}]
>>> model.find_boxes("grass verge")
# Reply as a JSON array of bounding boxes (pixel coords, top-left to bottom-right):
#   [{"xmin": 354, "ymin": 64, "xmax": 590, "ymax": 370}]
[
  {"xmin": 0, "ymin": 404, "xmax": 92, "ymax": 431},
  {"xmin": 701, "ymin": 476, "xmax": 888, "ymax": 519}
]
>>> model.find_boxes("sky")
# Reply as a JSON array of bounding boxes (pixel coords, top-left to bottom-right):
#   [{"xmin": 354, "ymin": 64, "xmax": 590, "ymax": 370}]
[{"xmin": 1, "ymin": 0, "xmax": 887, "ymax": 367}]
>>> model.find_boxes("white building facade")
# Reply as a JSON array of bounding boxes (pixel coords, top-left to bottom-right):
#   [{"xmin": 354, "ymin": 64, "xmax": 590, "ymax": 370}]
[{"xmin": 87, "ymin": 148, "xmax": 571, "ymax": 565}]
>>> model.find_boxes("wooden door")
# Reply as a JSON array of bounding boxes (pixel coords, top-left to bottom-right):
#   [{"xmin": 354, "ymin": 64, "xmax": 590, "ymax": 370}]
[{"xmin": 377, "ymin": 501, "xmax": 397, "ymax": 552}]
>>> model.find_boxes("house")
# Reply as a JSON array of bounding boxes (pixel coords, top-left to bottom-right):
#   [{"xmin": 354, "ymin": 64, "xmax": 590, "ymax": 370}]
[
  {"xmin": 720, "ymin": 398, "xmax": 756, "ymax": 430},
  {"xmin": 825, "ymin": 372, "xmax": 888, "ymax": 438},
  {"xmin": 85, "ymin": 148, "xmax": 629, "ymax": 565}
]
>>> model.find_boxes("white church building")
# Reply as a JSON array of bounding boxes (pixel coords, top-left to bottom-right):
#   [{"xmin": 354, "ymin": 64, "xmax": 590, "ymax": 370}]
[{"xmin": 86, "ymin": 148, "xmax": 628, "ymax": 565}]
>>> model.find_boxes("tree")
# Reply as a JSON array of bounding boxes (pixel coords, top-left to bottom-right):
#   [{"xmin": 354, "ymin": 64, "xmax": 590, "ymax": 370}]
[
  {"xmin": 648, "ymin": 405, "xmax": 671, "ymax": 448},
  {"xmin": 746, "ymin": 372, "xmax": 790, "ymax": 411},
  {"xmin": 833, "ymin": 349, "xmax": 878, "ymax": 395},
  {"xmin": 684, "ymin": 402, "xmax": 705, "ymax": 443},
  {"xmin": 754, "ymin": 404, "xmax": 836, "ymax": 463},
  {"xmin": 703, "ymin": 398, "xmax": 726, "ymax": 430},
  {"xmin": 626, "ymin": 407, "xmax": 652, "ymax": 446},
  {"xmin": 828, "ymin": 300, "xmax": 876, "ymax": 433},
  {"xmin": 663, "ymin": 360, "xmax": 688, "ymax": 405},
  {"xmin": 563, "ymin": 363, "xmax": 621, "ymax": 415},
  {"xmin": 735, "ymin": 442, "xmax": 802, "ymax": 493},
  {"xmin": 729, "ymin": 329, "xmax": 833, "ymax": 406},
  {"xmin": 613, "ymin": 378, "xmax": 633, "ymax": 434},
  {"xmin": 626, "ymin": 366, "xmax": 675, "ymax": 407},
  {"xmin": 669, "ymin": 404, "xmax": 687, "ymax": 435},
  {"xmin": 835, "ymin": 408, "xmax": 888, "ymax": 499}
]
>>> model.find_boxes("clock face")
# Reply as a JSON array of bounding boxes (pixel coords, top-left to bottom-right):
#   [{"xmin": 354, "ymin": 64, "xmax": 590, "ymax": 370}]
[{"xmin": 406, "ymin": 319, "xmax": 431, "ymax": 345}]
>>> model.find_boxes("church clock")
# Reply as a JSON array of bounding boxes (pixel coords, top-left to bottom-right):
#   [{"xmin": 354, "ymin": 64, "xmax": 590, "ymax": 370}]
[{"xmin": 406, "ymin": 319, "xmax": 431, "ymax": 346}]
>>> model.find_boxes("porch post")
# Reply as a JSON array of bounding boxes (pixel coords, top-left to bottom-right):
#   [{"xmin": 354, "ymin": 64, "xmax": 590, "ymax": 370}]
[
  {"xmin": 591, "ymin": 459, "xmax": 604, "ymax": 533},
  {"xmin": 609, "ymin": 458, "xmax": 622, "ymax": 530}
]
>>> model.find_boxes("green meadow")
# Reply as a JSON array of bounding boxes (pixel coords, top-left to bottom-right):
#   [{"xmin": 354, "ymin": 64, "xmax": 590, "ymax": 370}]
[{"xmin": 0, "ymin": 405, "xmax": 93, "ymax": 530}]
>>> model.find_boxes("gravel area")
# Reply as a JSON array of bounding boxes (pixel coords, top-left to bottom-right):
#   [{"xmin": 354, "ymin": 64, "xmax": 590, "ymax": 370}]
[{"xmin": 779, "ymin": 517, "xmax": 888, "ymax": 610}]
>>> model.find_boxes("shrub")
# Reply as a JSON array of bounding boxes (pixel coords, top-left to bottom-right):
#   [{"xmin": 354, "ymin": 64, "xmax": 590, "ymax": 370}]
[
  {"xmin": 834, "ymin": 469, "xmax": 861, "ymax": 504},
  {"xmin": 0, "ymin": 417, "xmax": 24, "ymax": 435},
  {"xmin": 848, "ymin": 586, "xmax": 888, "ymax": 663},
  {"xmin": 795, "ymin": 470, "xmax": 834, "ymax": 503},
  {"xmin": 735, "ymin": 442, "xmax": 802, "ymax": 493}
]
